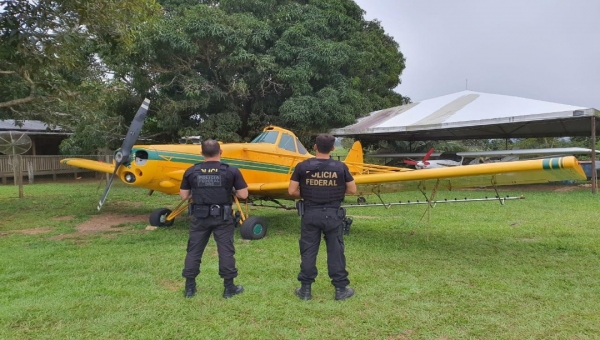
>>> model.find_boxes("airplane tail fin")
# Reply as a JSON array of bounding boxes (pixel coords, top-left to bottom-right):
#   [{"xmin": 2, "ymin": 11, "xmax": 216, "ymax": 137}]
[{"xmin": 343, "ymin": 141, "xmax": 364, "ymax": 174}]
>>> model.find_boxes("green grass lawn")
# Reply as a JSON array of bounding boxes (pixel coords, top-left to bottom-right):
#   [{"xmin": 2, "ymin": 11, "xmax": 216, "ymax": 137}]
[{"xmin": 1, "ymin": 181, "xmax": 600, "ymax": 339}]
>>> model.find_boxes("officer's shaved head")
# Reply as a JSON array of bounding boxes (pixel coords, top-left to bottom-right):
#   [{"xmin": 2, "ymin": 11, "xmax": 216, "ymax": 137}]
[
  {"xmin": 315, "ymin": 134, "xmax": 335, "ymax": 153},
  {"xmin": 201, "ymin": 139, "xmax": 221, "ymax": 157}
]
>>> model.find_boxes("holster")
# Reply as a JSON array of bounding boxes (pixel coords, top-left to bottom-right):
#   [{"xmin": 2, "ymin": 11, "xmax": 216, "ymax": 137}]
[
  {"xmin": 296, "ymin": 200, "xmax": 305, "ymax": 216},
  {"xmin": 222, "ymin": 205, "xmax": 232, "ymax": 221},
  {"xmin": 338, "ymin": 208, "xmax": 352, "ymax": 235},
  {"xmin": 344, "ymin": 217, "xmax": 353, "ymax": 235}
]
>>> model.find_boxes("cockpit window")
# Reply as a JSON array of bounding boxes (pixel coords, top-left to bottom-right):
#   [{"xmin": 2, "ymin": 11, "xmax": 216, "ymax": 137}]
[
  {"xmin": 296, "ymin": 137, "xmax": 308, "ymax": 155},
  {"xmin": 278, "ymin": 134, "xmax": 296, "ymax": 152},
  {"xmin": 251, "ymin": 131, "xmax": 279, "ymax": 144}
]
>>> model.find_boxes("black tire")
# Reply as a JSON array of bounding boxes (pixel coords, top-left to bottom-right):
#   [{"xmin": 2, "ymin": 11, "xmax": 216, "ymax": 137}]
[
  {"xmin": 149, "ymin": 208, "xmax": 175, "ymax": 227},
  {"xmin": 239, "ymin": 216, "xmax": 267, "ymax": 240},
  {"xmin": 357, "ymin": 196, "xmax": 367, "ymax": 204}
]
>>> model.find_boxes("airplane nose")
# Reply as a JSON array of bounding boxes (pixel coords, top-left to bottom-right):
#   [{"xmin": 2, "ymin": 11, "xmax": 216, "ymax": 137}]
[{"xmin": 118, "ymin": 147, "xmax": 156, "ymax": 185}]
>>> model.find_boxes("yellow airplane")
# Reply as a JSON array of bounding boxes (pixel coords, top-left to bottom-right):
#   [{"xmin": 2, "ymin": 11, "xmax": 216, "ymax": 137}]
[{"xmin": 61, "ymin": 99, "xmax": 587, "ymax": 239}]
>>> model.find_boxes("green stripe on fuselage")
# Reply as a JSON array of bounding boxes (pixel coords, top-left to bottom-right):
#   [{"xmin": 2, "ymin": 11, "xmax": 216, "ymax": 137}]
[{"xmin": 146, "ymin": 150, "xmax": 293, "ymax": 174}]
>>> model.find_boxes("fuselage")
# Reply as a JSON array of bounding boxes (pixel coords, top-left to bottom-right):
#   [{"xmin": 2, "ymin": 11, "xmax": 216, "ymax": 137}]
[{"xmin": 115, "ymin": 126, "xmax": 313, "ymax": 195}]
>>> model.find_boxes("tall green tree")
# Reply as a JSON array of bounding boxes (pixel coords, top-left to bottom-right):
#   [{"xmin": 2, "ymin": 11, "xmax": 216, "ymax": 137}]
[
  {"xmin": 0, "ymin": 0, "xmax": 162, "ymax": 153},
  {"xmin": 134, "ymin": 0, "xmax": 408, "ymax": 141}
]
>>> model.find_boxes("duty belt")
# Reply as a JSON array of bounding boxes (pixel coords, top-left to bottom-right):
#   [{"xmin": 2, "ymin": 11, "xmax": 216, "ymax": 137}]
[
  {"xmin": 193, "ymin": 204, "xmax": 232, "ymax": 208},
  {"xmin": 304, "ymin": 204, "xmax": 341, "ymax": 210},
  {"xmin": 193, "ymin": 204, "xmax": 231, "ymax": 217}
]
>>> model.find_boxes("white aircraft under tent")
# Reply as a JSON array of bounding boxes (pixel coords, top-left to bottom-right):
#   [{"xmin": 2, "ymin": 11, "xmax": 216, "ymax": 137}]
[{"xmin": 330, "ymin": 90, "xmax": 600, "ymax": 193}]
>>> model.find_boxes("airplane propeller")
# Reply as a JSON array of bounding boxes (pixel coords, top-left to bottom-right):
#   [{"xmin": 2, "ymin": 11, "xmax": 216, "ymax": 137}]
[
  {"xmin": 97, "ymin": 98, "xmax": 150, "ymax": 211},
  {"xmin": 404, "ymin": 148, "xmax": 435, "ymax": 169}
]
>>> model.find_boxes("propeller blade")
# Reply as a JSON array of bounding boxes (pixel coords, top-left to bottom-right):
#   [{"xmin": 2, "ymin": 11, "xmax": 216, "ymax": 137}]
[
  {"xmin": 423, "ymin": 148, "xmax": 435, "ymax": 162},
  {"xmin": 114, "ymin": 98, "xmax": 150, "ymax": 164},
  {"xmin": 404, "ymin": 160, "xmax": 418, "ymax": 165},
  {"xmin": 97, "ymin": 98, "xmax": 150, "ymax": 211},
  {"xmin": 98, "ymin": 166, "xmax": 119, "ymax": 211}
]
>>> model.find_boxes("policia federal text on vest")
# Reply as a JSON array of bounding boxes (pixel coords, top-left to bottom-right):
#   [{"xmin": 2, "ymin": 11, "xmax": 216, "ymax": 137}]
[{"xmin": 298, "ymin": 158, "xmax": 346, "ymax": 208}]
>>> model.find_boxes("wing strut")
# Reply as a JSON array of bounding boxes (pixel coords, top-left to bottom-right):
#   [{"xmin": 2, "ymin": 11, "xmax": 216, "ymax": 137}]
[
  {"xmin": 489, "ymin": 175, "xmax": 506, "ymax": 205},
  {"xmin": 419, "ymin": 179, "xmax": 440, "ymax": 222}
]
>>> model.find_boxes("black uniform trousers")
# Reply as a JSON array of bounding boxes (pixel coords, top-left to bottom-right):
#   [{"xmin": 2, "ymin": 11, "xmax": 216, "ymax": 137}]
[
  {"xmin": 298, "ymin": 207, "xmax": 350, "ymax": 288},
  {"xmin": 182, "ymin": 216, "xmax": 238, "ymax": 280}
]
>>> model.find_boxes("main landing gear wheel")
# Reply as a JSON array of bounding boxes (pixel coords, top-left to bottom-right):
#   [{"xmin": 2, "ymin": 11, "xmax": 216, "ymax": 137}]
[
  {"xmin": 357, "ymin": 196, "xmax": 367, "ymax": 204},
  {"xmin": 239, "ymin": 216, "xmax": 267, "ymax": 240},
  {"xmin": 149, "ymin": 208, "xmax": 174, "ymax": 227}
]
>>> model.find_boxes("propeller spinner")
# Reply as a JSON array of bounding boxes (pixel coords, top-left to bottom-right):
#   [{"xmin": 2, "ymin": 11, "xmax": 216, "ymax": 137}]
[{"xmin": 98, "ymin": 98, "xmax": 150, "ymax": 211}]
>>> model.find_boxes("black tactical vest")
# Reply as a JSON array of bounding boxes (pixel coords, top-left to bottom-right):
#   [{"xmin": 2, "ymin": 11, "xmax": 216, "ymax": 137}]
[
  {"xmin": 191, "ymin": 162, "xmax": 232, "ymax": 206},
  {"xmin": 299, "ymin": 158, "xmax": 346, "ymax": 206}
]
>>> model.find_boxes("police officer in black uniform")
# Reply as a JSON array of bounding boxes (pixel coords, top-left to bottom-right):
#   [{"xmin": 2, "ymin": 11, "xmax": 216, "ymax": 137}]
[
  {"xmin": 288, "ymin": 133, "xmax": 357, "ymax": 301},
  {"xmin": 180, "ymin": 139, "xmax": 249, "ymax": 298}
]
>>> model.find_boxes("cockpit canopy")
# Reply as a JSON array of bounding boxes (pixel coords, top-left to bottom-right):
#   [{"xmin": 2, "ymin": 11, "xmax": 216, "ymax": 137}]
[{"xmin": 251, "ymin": 128, "xmax": 308, "ymax": 155}]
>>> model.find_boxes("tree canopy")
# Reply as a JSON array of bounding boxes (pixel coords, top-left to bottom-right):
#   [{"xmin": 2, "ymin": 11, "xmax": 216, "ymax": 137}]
[
  {"xmin": 1, "ymin": 0, "xmax": 408, "ymax": 152},
  {"xmin": 130, "ymin": 0, "xmax": 408, "ymax": 142},
  {"xmin": 0, "ymin": 0, "xmax": 163, "ymax": 153},
  {"xmin": 0, "ymin": 1, "xmax": 160, "ymax": 109}
]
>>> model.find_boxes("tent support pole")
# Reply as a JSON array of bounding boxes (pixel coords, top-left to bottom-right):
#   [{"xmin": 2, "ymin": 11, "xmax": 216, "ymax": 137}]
[{"xmin": 591, "ymin": 116, "xmax": 597, "ymax": 194}]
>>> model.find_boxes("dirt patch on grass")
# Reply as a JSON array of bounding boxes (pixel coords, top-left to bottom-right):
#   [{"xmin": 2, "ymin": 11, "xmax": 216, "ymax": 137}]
[
  {"xmin": 158, "ymin": 279, "xmax": 181, "ymax": 292},
  {"xmin": 553, "ymin": 186, "xmax": 580, "ymax": 192},
  {"xmin": 19, "ymin": 227, "xmax": 56, "ymax": 235},
  {"xmin": 0, "ymin": 227, "xmax": 55, "ymax": 236},
  {"xmin": 51, "ymin": 214, "xmax": 147, "ymax": 240},
  {"xmin": 52, "ymin": 215, "xmax": 75, "ymax": 221}
]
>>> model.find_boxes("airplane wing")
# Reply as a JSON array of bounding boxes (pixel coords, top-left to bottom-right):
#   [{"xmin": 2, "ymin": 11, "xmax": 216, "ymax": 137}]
[
  {"xmin": 370, "ymin": 148, "xmax": 600, "ymax": 159},
  {"xmin": 456, "ymin": 148, "xmax": 600, "ymax": 158},
  {"xmin": 352, "ymin": 156, "xmax": 586, "ymax": 195},
  {"xmin": 61, "ymin": 158, "xmax": 115, "ymax": 174},
  {"xmin": 247, "ymin": 156, "xmax": 586, "ymax": 198}
]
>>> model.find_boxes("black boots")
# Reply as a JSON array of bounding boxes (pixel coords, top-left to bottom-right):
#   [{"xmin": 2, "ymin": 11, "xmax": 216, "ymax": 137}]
[
  {"xmin": 223, "ymin": 284, "xmax": 244, "ymax": 299},
  {"xmin": 335, "ymin": 287, "xmax": 354, "ymax": 301},
  {"xmin": 295, "ymin": 284, "xmax": 312, "ymax": 300},
  {"xmin": 184, "ymin": 278, "xmax": 197, "ymax": 298},
  {"xmin": 185, "ymin": 278, "xmax": 244, "ymax": 299},
  {"xmin": 295, "ymin": 285, "xmax": 354, "ymax": 300},
  {"xmin": 223, "ymin": 278, "xmax": 244, "ymax": 299}
]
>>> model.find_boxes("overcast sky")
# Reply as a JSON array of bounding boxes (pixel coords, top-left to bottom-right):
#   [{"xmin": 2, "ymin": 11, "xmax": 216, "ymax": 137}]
[{"xmin": 352, "ymin": 0, "xmax": 600, "ymax": 109}]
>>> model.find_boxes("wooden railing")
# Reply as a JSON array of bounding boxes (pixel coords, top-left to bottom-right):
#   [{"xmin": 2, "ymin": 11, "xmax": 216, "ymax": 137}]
[{"xmin": 0, "ymin": 155, "xmax": 113, "ymax": 184}]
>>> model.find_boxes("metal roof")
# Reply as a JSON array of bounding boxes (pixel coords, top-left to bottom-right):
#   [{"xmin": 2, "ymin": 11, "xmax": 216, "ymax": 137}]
[
  {"xmin": 0, "ymin": 120, "xmax": 68, "ymax": 135},
  {"xmin": 330, "ymin": 91, "xmax": 600, "ymax": 141}
]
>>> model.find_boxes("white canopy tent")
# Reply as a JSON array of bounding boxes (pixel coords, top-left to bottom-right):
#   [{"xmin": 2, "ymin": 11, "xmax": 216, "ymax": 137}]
[
  {"xmin": 331, "ymin": 90, "xmax": 600, "ymax": 191},
  {"xmin": 331, "ymin": 91, "xmax": 599, "ymax": 140}
]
